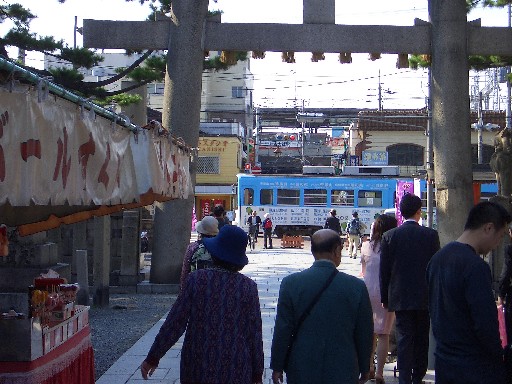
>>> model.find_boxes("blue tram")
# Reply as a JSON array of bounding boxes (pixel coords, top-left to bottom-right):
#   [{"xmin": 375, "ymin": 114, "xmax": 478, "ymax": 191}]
[{"xmin": 236, "ymin": 173, "xmax": 497, "ymax": 237}]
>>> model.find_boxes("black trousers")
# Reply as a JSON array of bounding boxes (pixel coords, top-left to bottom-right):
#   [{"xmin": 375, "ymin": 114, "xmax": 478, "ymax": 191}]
[
  {"xmin": 395, "ymin": 310, "xmax": 430, "ymax": 384},
  {"xmin": 263, "ymin": 228, "xmax": 272, "ymax": 248}
]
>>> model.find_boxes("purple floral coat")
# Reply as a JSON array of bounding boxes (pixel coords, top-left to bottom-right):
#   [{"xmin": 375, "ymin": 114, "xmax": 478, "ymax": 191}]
[{"xmin": 145, "ymin": 267, "xmax": 264, "ymax": 384}]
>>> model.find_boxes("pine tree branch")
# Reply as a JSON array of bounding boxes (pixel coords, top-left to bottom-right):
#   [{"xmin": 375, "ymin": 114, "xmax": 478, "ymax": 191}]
[{"xmin": 80, "ymin": 50, "xmax": 154, "ymax": 89}]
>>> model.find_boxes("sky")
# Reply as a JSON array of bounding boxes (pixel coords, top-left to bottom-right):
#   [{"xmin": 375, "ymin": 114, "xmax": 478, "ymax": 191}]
[{"xmin": 2, "ymin": 0, "xmax": 511, "ymax": 109}]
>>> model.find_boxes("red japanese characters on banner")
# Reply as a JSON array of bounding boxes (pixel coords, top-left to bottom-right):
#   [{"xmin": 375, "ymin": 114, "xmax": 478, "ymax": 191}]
[
  {"xmin": 0, "ymin": 85, "xmax": 192, "ymax": 209},
  {"xmin": 201, "ymin": 200, "xmax": 211, "ymax": 218}
]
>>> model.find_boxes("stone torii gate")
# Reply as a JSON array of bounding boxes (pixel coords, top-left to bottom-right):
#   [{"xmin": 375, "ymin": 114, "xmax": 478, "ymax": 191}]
[{"xmin": 84, "ymin": 0, "xmax": 512, "ymax": 283}]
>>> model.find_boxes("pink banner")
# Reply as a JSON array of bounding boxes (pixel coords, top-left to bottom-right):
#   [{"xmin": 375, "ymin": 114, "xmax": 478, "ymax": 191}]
[{"xmin": 396, "ymin": 181, "xmax": 415, "ymax": 226}]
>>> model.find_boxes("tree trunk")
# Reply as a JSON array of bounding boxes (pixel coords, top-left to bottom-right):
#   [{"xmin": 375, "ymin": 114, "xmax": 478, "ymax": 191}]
[
  {"xmin": 429, "ymin": 0, "xmax": 472, "ymax": 246},
  {"xmin": 150, "ymin": 0, "xmax": 209, "ymax": 284}
]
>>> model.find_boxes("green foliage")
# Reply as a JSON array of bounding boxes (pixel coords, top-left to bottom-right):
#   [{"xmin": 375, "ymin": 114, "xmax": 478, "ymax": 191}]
[
  {"xmin": 60, "ymin": 47, "xmax": 104, "ymax": 69},
  {"xmin": 48, "ymin": 67, "xmax": 84, "ymax": 84},
  {"xmin": 408, "ymin": 54, "xmax": 430, "ymax": 70},
  {"xmin": 97, "ymin": 93, "xmax": 143, "ymax": 107}
]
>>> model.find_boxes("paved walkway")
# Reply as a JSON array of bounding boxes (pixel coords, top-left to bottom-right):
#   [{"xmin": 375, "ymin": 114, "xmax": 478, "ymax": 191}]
[{"xmin": 96, "ymin": 238, "xmax": 435, "ymax": 384}]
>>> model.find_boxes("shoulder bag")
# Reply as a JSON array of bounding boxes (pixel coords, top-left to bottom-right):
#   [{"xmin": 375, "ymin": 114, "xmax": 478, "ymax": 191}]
[{"xmin": 283, "ymin": 268, "xmax": 339, "ymax": 369}]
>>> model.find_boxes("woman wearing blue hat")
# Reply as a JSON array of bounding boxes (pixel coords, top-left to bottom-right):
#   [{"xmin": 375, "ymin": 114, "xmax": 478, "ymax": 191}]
[{"xmin": 141, "ymin": 225, "xmax": 264, "ymax": 384}]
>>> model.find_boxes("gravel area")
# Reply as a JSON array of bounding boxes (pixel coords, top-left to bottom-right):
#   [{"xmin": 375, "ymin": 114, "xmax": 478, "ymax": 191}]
[{"xmin": 88, "ymin": 293, "xmax": 177, "ymax": 379}]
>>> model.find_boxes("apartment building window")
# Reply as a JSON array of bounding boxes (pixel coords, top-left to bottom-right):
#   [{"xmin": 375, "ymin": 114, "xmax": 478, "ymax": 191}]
[
  {"xmin": 232, "ymin": 86, "xmax": 246, "ymax": 98},
  {"xmin": 147, "ymin": 83, "xmax": 164, "ymax": 95},
  {"xmin": 387, "ymin": 144, "xmax": 424, "ymax": 166},
  {"xmin": 197, "ymin": 156, "xmax": 220, "ymax": 174}
]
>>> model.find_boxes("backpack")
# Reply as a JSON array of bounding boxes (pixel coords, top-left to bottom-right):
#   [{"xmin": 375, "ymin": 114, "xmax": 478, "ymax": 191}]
[
  {"xmin": 348, "ymin": 218, "xmax": 361, "ymax": 235},
  {"xmin": 190, "ymin": 242, "xmax": 213, "ymax": 272},
  {"xmin": 264, "ymin": 218, "xmax": 273, "ymax": 229}
]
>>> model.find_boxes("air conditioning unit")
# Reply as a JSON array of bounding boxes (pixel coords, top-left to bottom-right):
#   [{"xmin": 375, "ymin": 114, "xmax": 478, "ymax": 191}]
[
  {"xmin": 302, "ymin": 166, "xmax": 335, "ymax": 175},
  {"xmin": 342, "ymin": 166, "xmax": 399, "ymax": 176}
]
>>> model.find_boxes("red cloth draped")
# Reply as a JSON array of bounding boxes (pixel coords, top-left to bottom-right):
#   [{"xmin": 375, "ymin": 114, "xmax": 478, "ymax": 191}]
[{"xmin": 0, "ymin": 326, "xmax": 94, "ymax": 384}]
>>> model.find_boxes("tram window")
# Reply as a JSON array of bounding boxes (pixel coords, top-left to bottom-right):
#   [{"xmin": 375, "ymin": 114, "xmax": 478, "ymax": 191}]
[
  {"xmin": 304, "ymin": 189, "xmax": 327, "ymax": 206},
  {"xmin": 331, "ymin": 189, "xmax": 354, "ymax": 206},
  {"xmin": 260, "ymin": 189, "xmax": 273, "ymax": 205},
  {"xmin": 277, "ymin": 189, "xmax": 300, "ymax": 206},
  {"xmin": 243, "ymin": 188, "xmax": 254, "ymax": 205},
  {"xmin": 358, "ymin": 190, "xmax": 383, "ymax": 207}
]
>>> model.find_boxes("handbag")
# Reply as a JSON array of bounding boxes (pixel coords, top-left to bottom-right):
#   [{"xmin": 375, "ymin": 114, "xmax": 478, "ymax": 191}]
[{"xmin": 283, "ymin": 268, "xmax": 339, "ymax": 369}]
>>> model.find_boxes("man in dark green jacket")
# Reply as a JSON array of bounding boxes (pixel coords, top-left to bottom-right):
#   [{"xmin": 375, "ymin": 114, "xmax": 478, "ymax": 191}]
[{"xmin": 270, "ymin": 229, "xmax": 373, "ymax": 384}]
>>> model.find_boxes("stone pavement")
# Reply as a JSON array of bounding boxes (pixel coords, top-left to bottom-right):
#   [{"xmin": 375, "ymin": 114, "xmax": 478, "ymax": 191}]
[{"xmin": 96, "ymin": 237, "xmax": 435, "ymax": 384}]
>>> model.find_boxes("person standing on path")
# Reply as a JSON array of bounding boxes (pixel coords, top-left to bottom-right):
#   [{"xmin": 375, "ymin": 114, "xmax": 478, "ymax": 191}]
[
  {"xmin": 361, "ymin": 214, "xmax": 398, "ymax": 384},
  {"xmin": 262, "ymin": 213, "xmax": 273, "ymax": 249},
  {"xmin": 141, "ymin": 225, "xmax": 264, "ymax": 384},
  {"xmin": 270, "ymin": 229, "xmax": 373, "ymax": 384},
  {"xmin": 427, "ymin": 201, "xmax": 510, "ymax": 384},
  {"xmin": 247, "ymin": 210, "xmax": 262, "ymax": 243},
  {"xmin": 379, "ymin": 193, "xmax": 440, "ymax": 384},
  {"xmin": 324, "ymin": 208, "xmax": 341, "ymax": 234},
  {"xmin": 347, "ymin": 211, "xmax": 366, "ymax": 259}
]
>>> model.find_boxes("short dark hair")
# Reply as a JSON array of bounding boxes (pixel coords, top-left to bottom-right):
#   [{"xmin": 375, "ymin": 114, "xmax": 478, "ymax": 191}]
[
  {"xmin": 399, "ymin": 193, "xmax": 422, "ymax": 219},
  {"xmin": 311, "ymin": 230, "xmax": 342, "ymax": 254},
  {"xmin": 213, "ymin": 204, "xmax": 225, "ymax": 217},
  {"xmin": 464, "ymin": 201, "xmax": 512, "ymax": 231}
]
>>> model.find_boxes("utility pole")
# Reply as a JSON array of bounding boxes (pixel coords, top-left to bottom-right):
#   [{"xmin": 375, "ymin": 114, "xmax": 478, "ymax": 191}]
[
  {"xmin": 378, "ymin": 70, "xmax": 382, "ymax": 111},
  {"xmin": 74, "ymin": 16, "xmax": 78, "ymax": 49},
  {"xmin": 478, "ymin": 92, "xmax": 484, "ymax": 164},
  {"xmin": 255, "ymin": 107, "xmax": 260, "ymax": 164},
  {"xmin": 301, "ymin": 100, "xmax": 305, "ymax": 164}
]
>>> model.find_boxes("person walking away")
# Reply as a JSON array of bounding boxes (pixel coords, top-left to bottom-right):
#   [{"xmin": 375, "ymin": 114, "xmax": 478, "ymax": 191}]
[
  {"xmin": 179, "ymin": 215, "xmax": 219, "ymax": 290},
  {"xmin": 379, "ymin": 193, "xmax": 440, "ymax": 384},
  {"xmin": 247, "ymin": 210, "xmax": 262, "ymax": 243},
  {"xmin": 213, "ymin": 204, "xmax": 228, "ymax": 230},
  {"xmin": 427, "ymin": 201, "xmax": 511, "ymax": 384},
  {"xmin": 324, "ymin": 209, "xmax": 341, "ymax": 234},
  {"xmin": 262, "ymin": 213, "xmax": 273, "ymax": 249},
  {"xmin": 347, "ymin": 211, "xmax": 366, "ymax": 259},
  {"xmin": 270, "ymin": 229, "xmax": 373, "ymax": 384},
  {"xmin": 499, "ymin": 227, "xmax": 512, "ymax": 384},
  {"xmin": 361, "ymin": 214, "xmax": 398, "ymax": 384},
  {"xmin": 141, "ymin": 225, "xmax": 264, "ymax": 384}
]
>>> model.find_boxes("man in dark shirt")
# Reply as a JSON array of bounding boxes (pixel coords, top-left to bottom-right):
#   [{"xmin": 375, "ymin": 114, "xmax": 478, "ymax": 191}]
[
  {"xmin": 324, "ymin": 209, "xmax": 342, "ymax": 234},
  {"xmin": 427, "ymin": 201, "xmax": 511, "ymax": 384}
]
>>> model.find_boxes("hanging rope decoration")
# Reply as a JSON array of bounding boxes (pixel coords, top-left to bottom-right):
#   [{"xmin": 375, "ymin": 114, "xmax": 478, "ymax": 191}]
[
  {"xmin": 282, "ymin": 51, "xmax": 295, "ymax": 63},
  {"xmin": 311, "ymin": 52, "xmax": 325, "ymax": 62},
  {"xmin": 252, "ymin": 51, "xmax": 266, "ymax": 59},
  {"xmin": 396, "ymin": 54, "xmax": 410, "ymax": 69},
  {"xmin": 220, "ymin": 51, "xmax": 237, "ymax": 65},
  {"xmin": 339, "ymin": 52, "xmax": 352, "ymax": 64},
  {"xmin": 368, "ymin": 52, "xmax": 381, "ymax": 61}
]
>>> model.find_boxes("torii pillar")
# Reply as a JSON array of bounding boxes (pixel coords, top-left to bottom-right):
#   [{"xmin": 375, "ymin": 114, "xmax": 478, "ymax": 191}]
[
  {"xmin": 430, "ymin": 0, "xmax": 472, "ymax": 246},
  {"xmin": 84, "ymin": 0, "xmax": 512, "ymax": 282},
  {"xmin": 150, "ymin": 0, "xmax": 210, "ymax": 284}
]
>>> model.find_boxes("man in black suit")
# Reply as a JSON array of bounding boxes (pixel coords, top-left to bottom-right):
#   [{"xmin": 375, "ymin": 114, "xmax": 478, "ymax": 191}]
[{"xmin": 380, "ymin": 193, "xmax": 440, "ymax": 384}]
